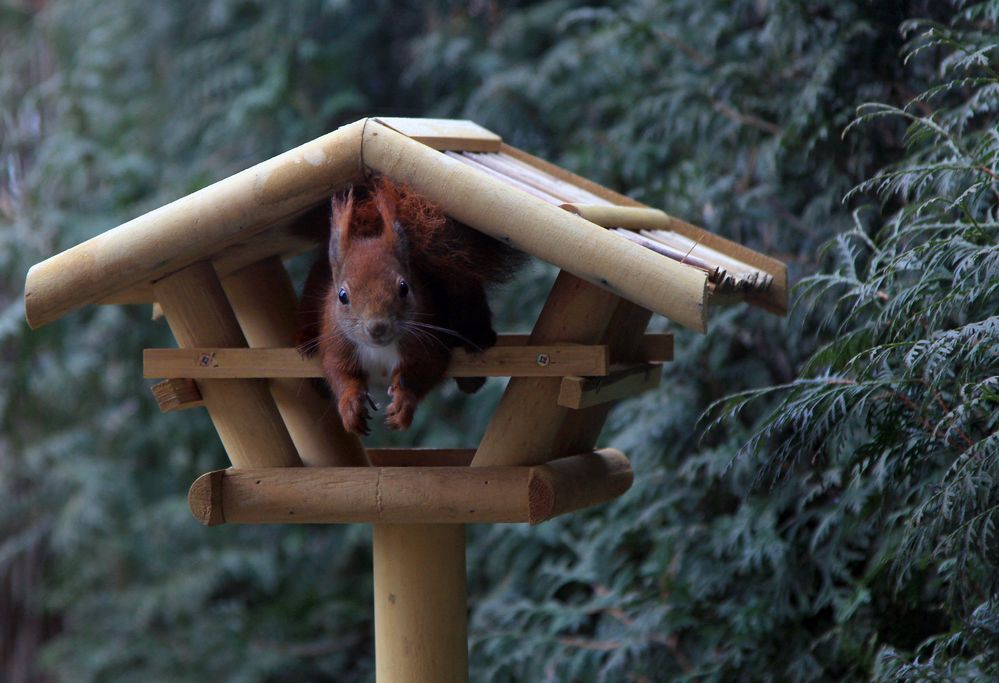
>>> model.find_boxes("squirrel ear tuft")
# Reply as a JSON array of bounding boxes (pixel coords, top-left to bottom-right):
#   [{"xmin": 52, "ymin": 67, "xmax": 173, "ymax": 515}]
[
  {"xmin": 373, "ymin": 178, "xmax": 407, "ymax": 256},
  {"xmin": 329, "ymin": 186, "xmax": 354, "ymax": 265},
  {"xmin": 373, "ymin": 179, "xmax": 397, "ymax": 231}
]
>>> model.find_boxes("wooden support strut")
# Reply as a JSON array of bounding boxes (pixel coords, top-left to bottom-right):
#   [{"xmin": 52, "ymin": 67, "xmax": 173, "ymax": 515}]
[
  {"xmin": 473, "ymin": 272, "xmax": 653, "ymax": 467},
  {"xmin": 152, "ymin": 261, "xmax": 301, "ymax": 469},
  {"xmin": 221, "ymin": 257, "xmax": 368, "ymax": 467}
]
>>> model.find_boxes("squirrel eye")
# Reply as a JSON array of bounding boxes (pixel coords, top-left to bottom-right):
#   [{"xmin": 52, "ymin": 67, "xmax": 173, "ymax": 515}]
[
  {"xmin": 338, "ymin": 288, "xmax": 349, "ymax": 305},
  {"xmin": 398, "ymin": 280, "xmax": 409, "ymax": 298}
]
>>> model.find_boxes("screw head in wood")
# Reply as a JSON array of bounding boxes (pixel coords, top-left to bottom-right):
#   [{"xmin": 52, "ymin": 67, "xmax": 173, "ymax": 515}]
[{"xmin": 536, "ymin": 353, "xmax": 550, "ymax": 367}]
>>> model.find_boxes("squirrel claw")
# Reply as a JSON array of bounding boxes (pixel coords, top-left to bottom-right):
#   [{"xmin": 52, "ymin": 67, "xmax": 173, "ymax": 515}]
[
  {"xmin": 338, "ymin": 392, "xmax": 371, "ymax": 436},
  {"xmin": 385, "ymin": 392, "xmax": 416, "ymax": 431}
]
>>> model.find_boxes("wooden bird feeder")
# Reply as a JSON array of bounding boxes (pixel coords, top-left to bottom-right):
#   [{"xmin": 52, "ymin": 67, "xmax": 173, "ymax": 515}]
[{"xmin": 24, "ymin": 117, "xmax": 787, "ymax": 682}]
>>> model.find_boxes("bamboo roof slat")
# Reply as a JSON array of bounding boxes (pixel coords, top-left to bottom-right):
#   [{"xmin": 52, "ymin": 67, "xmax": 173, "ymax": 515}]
[
  {"xmin": 443, "ymin": 151, "xmax": 565, "ymax": 204},
  {"xmin": 490, "ymin": 153, "xmax": 612, "ymax": 206},
  {"xmin": 464, "ymin": 152, "xmax": 609, "ymax": 206},
  {"xmin": 374, "ymin": 117, "xmax": 502, "ymax": 152}
]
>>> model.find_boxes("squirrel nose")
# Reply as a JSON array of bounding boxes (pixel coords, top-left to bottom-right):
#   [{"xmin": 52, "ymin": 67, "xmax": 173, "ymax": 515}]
[{"xmin": 366, "ymin": 320, "xmax": 390, "ymax": 341}]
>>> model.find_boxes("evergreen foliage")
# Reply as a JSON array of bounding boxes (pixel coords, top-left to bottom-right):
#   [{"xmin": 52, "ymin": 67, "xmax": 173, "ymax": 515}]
[
  {"xmin": 710, "ymin": 10, "xmax": 999, "ymax": 680},
  {"xmin": 1, "ymin": 1, "xmax": 997, "ymax": 681}
]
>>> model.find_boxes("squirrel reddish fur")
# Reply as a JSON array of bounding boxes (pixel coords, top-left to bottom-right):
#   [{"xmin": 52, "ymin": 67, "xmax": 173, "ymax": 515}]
[{"xmin": 297, "ymin": 177, "xmax": 525, "ymax": 435}]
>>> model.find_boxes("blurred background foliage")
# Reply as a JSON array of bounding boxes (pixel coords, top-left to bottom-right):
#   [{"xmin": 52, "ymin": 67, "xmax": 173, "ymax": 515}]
[{"xmin": 2, "ymin": 0, "xmax": 997, "ymax": 681}]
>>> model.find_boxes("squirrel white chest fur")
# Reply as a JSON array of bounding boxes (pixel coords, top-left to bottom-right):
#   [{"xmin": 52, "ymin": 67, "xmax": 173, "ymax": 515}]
[{"xmin": 356, "ymin": 341, "xmax": 401, "ymax": 393}]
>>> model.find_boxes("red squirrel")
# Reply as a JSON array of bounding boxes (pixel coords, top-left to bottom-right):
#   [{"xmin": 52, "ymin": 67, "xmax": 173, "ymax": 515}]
[{"xmin": 297, "ymin": 177, "xmax": 525, "ymax": 435}]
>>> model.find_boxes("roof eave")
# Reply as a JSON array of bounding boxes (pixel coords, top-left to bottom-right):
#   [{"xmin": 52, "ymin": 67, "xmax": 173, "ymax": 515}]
[{"xmin": 24, "ymin": 119, "xmax": 368, "ymax": 329}]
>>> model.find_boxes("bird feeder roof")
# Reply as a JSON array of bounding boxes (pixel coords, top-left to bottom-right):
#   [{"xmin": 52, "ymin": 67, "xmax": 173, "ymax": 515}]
[{"xmin": 23, "ymin": 117, "xmax": 786, "ymax": 332}]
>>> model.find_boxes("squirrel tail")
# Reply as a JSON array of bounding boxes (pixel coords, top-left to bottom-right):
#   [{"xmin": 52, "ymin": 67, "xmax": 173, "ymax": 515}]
[{"xmin": 367, "ymin": 176, "xmax": 528, "ymax": 286}]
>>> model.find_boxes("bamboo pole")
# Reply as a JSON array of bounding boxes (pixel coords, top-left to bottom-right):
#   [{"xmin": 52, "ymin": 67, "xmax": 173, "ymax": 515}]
[
  {"xmin": 186, "ymin": 450, "xmax": 632, "ymax": 525},
  {"xmin": 614, "ymin": 230, "xmax": 724, "ymax": 280},
  {"xmin": 445, "ymin": 151, "xmax": 567, "ymax": 204},
  {"xmin": 361, "ymin": 121, "xmax": 708, "ymax": 332},
  {"xmin": 373, "ymin": 524, "xmax": 468, "ymax": 683},
  {"xmin": 222, "ymin": 257, "xmax": 368, "ymax": 467},
  {"xmin": 560, "ymin": 203, "xmax": 670, "ymax": 230},
  {"xmin": 25, "ymin": 120, "xmax": 367, "ymax": 329},
  {"xmin": 153, "ymin": 261, "xmax": 301, "ymax": 469}
]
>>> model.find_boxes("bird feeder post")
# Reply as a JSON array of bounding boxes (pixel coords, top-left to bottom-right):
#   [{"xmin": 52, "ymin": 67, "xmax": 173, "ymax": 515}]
[{"xmin": 373, "ymin": 524, "xmax": 468, "ymax": 683}]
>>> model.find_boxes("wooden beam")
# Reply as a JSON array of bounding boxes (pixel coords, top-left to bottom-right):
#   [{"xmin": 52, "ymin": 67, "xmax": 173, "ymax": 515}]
[
  {"xmin": 362, "ymin": 121, "xmax": 708, "ymax": 332},
  {"xmin": 375, "ymin": 117, "xmax": 501, "ymax": 152},
  {"xmin": 222, "ymin": 257, "xmax": 368, "ymax": 467},
  {"xmin": 558, "ymin": 363, "xmax": 662, "ymax": 410},
  {"xmin": 634, "ymin": 333, "xmax": 672, "ymax": 363},
  {"xmin": 153, "ymin": 261, "xmax": 301, "ymax": 469},
  {"xmin": 527, "ymin": 448, "xmax": 634, "ymax": 522},
  {"xmin": 25, "ymin": 120, "xmax": 367, "ymax": 330},
  {"xmin": 367, "ymin": 449, "xmax": 475, "ymax": 467},
  {"xmin": 98, "ymin": 213, "xmax": 323, "ymax": 307},
  {"xmin": 142, "ymin": 344, "xmax": 610, "ymax": 379},
  {"xmin": 186, "ymin": 449, "xmax": 631, "ymax": 526},
  {"xmin": 150, "ymin": 378, "xmax": 203, "ymax": 412},
  {"xmin": 496, "ymin": 332, "xmax": 673, "ymax": 363},
  {"xmin": 453, "ymin": 343, "xmax": 607, "ymax": 377}
]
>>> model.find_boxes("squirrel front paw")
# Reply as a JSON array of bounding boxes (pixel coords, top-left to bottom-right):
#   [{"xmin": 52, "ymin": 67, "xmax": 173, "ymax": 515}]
[
  {"xmin": 338, "ymin": 390, "xmax": 371, "ymax": 436},
  {"xmin": 385, "ymin": 389, "xmax": 417, "ymax": 430}
]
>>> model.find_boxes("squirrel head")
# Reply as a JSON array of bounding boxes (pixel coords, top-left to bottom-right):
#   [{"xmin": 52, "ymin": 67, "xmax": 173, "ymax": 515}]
[{"xmin": 327, "ymin": 181, "xmax": 416, "ymax": 348}]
